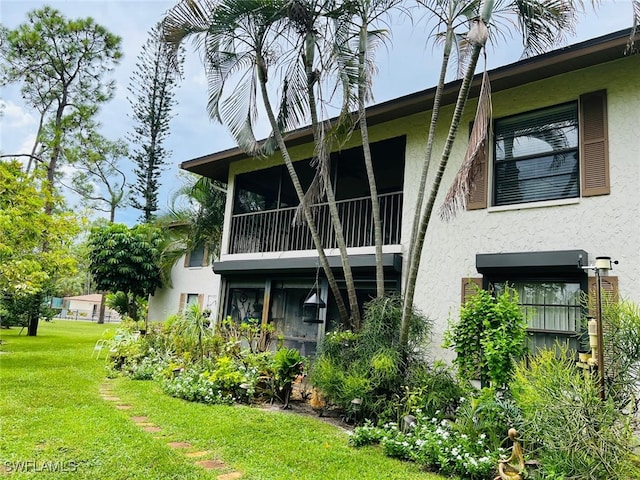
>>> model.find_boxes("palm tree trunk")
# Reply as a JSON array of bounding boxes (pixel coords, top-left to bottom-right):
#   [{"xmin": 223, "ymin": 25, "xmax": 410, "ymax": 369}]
[
  {"xmin": 405, "ymin": 28, "xmax": 452, "ymax": 288},
  {"xmin": 256, "ymin": 58, "xmax": 351, "ymax": 327},
  {"xmin": 400, "ymin": 42, "xmax": 483, "ymax": 347},
  {"xmin": 358, "ymin": 27, "xmax": 384, "ymax": 299},
  {"xmin": 305, "ymin": 50, "xmax": 362, "ymax": 330}
]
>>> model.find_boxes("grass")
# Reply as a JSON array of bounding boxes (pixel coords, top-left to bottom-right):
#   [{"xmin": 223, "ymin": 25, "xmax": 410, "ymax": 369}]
[{"xmin": 0, "ymin": 320, "xmax": 442, "ymax": 479}]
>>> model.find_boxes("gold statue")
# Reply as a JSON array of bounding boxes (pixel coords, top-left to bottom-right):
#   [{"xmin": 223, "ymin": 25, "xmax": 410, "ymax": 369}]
[{"xmin": 494, "ymin": 428, "xmax": 526, "ymax": 480}]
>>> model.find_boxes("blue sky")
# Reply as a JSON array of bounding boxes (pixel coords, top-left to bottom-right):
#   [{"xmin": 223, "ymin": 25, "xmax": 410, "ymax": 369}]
[{"xmin": 1, "ymin": 0, "xmax": 634, "ymax": 225}]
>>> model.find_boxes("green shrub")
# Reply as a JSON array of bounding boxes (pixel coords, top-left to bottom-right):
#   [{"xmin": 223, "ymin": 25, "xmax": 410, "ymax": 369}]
[
  {"xmin": 511, "ymin": 347, "xmax": 639, "ymax": 479},
  {"xmin": 310, "ymin": 295, "xmax": 433, "ymax": 422},
  {"xmin": 602, "ymin": 299, "xmax": 640, "ymax": 412},
  {"xmin": 444, "ymin": 284, "xmax": 527, "ymax": 388}
]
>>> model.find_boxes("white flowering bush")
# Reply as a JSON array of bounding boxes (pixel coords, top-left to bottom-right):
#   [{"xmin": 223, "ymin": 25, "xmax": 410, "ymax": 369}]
[{"xmin": 351, "ymin": 409, "xmax": 503, "ymax": 480}]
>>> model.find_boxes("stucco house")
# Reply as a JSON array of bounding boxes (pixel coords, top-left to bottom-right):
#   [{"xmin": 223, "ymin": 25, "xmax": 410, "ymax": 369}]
[
  {"xmin": 152, "ymin": 29, "xmax": 639, "ymax": 359},
  {"xmin": 148, "ymin": 246, "xmax": 221, "ymax": 322}
]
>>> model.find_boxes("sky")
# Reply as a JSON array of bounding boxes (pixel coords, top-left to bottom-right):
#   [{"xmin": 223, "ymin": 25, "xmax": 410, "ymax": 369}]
[{"xmin": 0, "ymin": 0, "xmax": 634, "ymax": 225}]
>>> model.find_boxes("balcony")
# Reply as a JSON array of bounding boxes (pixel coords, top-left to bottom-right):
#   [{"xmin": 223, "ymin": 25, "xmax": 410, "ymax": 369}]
[{"xmin": 229, "ymin": 191, "xmax": 402, "ymax": 254}]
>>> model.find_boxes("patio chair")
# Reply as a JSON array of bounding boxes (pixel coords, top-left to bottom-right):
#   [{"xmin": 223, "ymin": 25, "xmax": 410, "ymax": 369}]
[{"xmin": 91, "ymin": 339, "xmax": 109, "ymax": 359}]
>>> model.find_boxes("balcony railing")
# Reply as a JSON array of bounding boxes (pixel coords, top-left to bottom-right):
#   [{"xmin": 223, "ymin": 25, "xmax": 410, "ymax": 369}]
[{"xmin": 229, "ymin": 191, "xmax": 402, "ymax": 254}]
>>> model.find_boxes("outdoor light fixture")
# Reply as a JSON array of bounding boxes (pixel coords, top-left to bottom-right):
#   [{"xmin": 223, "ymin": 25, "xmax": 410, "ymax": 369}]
[
  {"xmin": 581, "ymin": 255, "xmax": 618, "ymax": 401},
  {"xmin": 595, "ymin": 256, "xmax": 613, "ymax": 271},
  {"xmin": 303, "ymin": 265, "xmax": 326, "ymax": 323}
]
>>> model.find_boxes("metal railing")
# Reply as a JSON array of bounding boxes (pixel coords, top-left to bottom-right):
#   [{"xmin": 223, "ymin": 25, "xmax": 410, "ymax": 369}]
[{"xmin": 229, "ymin": 191, "xmax": 402, "ymax": 254}]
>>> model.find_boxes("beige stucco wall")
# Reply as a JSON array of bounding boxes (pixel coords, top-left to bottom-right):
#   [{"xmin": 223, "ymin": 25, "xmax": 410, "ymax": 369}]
[
  {"xmin": 147, "ymin": 255, "xmax": 221, "ymax": 323},
  {"xmin": 219, "ymin": 55, "xmax": 640, "ymax": 362}
]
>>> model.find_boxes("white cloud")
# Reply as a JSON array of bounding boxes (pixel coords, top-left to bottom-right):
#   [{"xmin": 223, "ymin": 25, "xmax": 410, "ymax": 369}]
[{"xmin": 0, "ymin": 99, "xmax": 36, "ymax": 129}]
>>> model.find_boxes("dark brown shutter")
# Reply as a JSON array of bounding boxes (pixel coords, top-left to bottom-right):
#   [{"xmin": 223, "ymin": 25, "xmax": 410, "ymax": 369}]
[
  {"xmin": 198, "ymin": 294, "xmax": 205, "ymax": 309},
  {"xmin": 580, "ymin": 90, "xmax": 609, "ymax": 196},
  {"xmin": 183, "ymin": 251, "xmax": 191, "ymax": 268},
  {"xmin": 178, "ymin": 293, "xmax": 186, "ymax": 313},
  {"xmin": 461, "ymin": 277, "xmax": 483, "ymax": 304},
  {"xmin": 466, "ymin": 120, "xmax": 488, "ymax": 210},
  {"xmin": 587, "ymin": 275, "xmax": 618, "ymax": 317}
]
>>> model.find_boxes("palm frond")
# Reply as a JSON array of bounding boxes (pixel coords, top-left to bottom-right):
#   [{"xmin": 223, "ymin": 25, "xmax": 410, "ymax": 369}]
[{"xmin": 439, "ymin": 66, "xmax": 492, "ymax": 220}]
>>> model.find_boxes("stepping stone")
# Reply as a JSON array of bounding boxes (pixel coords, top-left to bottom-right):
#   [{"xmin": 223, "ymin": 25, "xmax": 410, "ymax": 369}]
[
  {"xmin": 143, "ymin": 426, "xmax": 162, "ymax": 433},
  {"xmin": 196, "ymin": 459, "xmax": 225, "ymax": 470},
  {"xmin": 217, "ymin": 472, "xmax": 243, "ymax": 480},
  {"xmin": 185, "ymin": 451, "xmax": 211, "ymax": 458},
  {"xmin": 130, "ymin": 416, "xmax": 149, "ymax": 423},
  {"xmin": 167, "ymin": 442, "xmax": 192, "ymax": 449},
  {"xmin": 115, "ymin": 405, "xmax": 132, "ymax": 410},
  {"xmin": 102, "ymin": 396, "xmax": 121, "ymax": 401},
  {"xmin": 135, "ymin": 422, "xmax": 155, "ymax": 427}
]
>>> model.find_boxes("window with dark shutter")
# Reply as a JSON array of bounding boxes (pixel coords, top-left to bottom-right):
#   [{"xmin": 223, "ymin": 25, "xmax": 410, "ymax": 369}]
[{"xmin": 493, "ymin": 102, "xmax": 580, "ymax": 206}]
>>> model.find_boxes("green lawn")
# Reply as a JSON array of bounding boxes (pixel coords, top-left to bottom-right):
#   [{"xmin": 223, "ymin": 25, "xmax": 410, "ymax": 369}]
[{"xmin": 0, "ymin": 321, "xmax": 441, "ymax": 479}]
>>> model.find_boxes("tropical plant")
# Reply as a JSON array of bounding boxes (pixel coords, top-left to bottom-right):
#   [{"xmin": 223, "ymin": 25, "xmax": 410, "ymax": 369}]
[
  {"xmin": 157, "ymin": 174, "xmax": 226, "ymax": 286},
  {"xmin": 601, "ymin": 299, "xmax": 640, "ymax": 412},
  {"xmin": 511, "ymin": 346, "xmax": 639, "ymax": 479},
  {"xmin": 87, "ymin": 223, "xmax": 163, "ymax": 330},
  {"xmin": 162, "ymin": 0, "xmax": 356, "ymax": 327},
  {"xmin": 311, "ymin": 295, "xmax": 432, "ymax": 421},
  {"xmin": 334, "ymin": 0, "xmax": 405, "ymax": 298},
  {"xmin": 444, "ymin": 283, "xmax": 527, "ymax": 387},
  {"xmin": 272, "ymin": 347, "xmax": 305, "ymax": 408},
  {"xmin": 400, "ymin": 0, "xmax": 593, "ymax": 349}
]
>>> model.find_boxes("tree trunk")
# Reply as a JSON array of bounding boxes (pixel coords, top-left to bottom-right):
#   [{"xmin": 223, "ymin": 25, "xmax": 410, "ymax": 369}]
[
  {"xmin": 405, "ymin": 30, "xmax": 452, "ymax": 287},
  {"xmin": 257, "ymin": 60, "xmax": 351, "ymax": 327},
  {"xmin": 305, "ymin": 48, "xmax": 361, "ymax": 329},
  {"xmin": 97, "ymin": 291, "xmax": 107, "ymax": 324},
  {"xmin": 27, "ymin": 292, "xmax": 43, "ymax": 336},
  {"xmin": 400, "ymin": 43, "xmax": 483, "ymax": 348},
  {"xmin": 357, "ymin": 28, "xmax": 384, "ymax": 298}
]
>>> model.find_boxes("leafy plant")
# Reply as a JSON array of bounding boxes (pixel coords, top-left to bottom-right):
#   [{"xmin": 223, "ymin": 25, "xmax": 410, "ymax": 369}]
[
  {"xmin": 511, "ymin": 346, "xmax": 639, "ymax": 479},
  {"xmin": 310, "ymin": 295, "xmax": 432, "ymax": 422},
  {"xmin": 601, "ymin": 299, "xmax": 640, "ymax": 412},
  {"xmin": 444, "ymin": 285, "xmax": 527, "ymax": 388},
  {"xmin": 272, "ymin": 347, "xmax": 304, "ymax": 408}
]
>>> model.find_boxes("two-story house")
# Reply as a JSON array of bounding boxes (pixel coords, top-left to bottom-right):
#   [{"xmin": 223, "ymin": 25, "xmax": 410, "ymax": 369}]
[{"xmin": 154, "ymin": 29, "xmax": 639, "ymax": 359}]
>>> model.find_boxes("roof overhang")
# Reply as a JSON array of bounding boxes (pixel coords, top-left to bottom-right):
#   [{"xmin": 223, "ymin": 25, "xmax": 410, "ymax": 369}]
[
  {"xmin": 213, "ymin": 253, "xmax": 402, "ymax": 276},
  {"xmin": 182, "ymin": 28, "xmax": 636, "ymax": 182},
  {"xmin": 476, "ymin": 250, "xmax": 589, "ymax": 276}
]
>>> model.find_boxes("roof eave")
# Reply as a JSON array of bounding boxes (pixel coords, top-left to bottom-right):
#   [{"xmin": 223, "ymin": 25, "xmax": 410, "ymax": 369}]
[{"xmin": 182, "ymin": 28, "xmax": 635, "ymax": 182}]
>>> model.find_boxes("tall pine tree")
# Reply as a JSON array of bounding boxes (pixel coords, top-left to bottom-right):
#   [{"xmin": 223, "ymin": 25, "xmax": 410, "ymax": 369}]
[{"xmin": 128, "ymin": 22, "xmax": 183, "ymax": 222}]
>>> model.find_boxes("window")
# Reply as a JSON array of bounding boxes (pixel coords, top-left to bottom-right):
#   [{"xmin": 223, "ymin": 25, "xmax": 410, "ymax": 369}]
[
  {"xmin": 179, "ymin": 293, "xmax": 203, "ymax": 313},
  {"xmin": 467, "ymin": 90, "xmax": 609, "ymax": 210},
  {"xmin": 494, "ymin": 103, "xmax": 579, "ymax": 206},
  {"xmin": 188, "ymin": 246, "xmax": 205, "ymax": 267},
  {"xmin": 493, "ymin": 281, "xmax": 582, "ymax": 333}
]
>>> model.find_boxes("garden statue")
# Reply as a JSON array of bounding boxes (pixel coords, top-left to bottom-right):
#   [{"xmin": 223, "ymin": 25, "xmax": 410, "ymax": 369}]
[{"xmin": 495, "ymin": 428, "xmax": 526, "ymax": 480}]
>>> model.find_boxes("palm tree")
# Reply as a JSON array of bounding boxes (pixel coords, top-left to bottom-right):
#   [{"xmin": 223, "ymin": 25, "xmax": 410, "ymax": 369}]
[
  {"xmin": 399, "ymin": 0, "xmax": 590, "ymax": 348},
  {"xmin": 162, "ymin": 0, "xmax": 354, "ymax": 326},
  {"xmin": 334, "ymin": 0, "xmax": 405, "ymax": 299},
  {"xmin": 158, "ymin": 174, "xmax": 226, "ymax": 287}
]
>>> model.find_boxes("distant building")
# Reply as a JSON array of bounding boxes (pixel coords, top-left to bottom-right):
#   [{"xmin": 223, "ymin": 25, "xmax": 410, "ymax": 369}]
[{"xmin": 61, "ymin": 294, "xmax": 121, "ymax": 322}]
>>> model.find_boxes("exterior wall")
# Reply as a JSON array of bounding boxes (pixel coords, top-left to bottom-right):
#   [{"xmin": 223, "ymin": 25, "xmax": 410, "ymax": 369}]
[
  {"xmin": 216, "ymin": 55, "xmax": 639, "ymax": 362},
  {"xmin": 410, "ymin": 57, "xmax": 640, "ymax": 360},
  {"xmin": 147, "ymin": 255, "xmax": 221, "ymax": 322}
]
